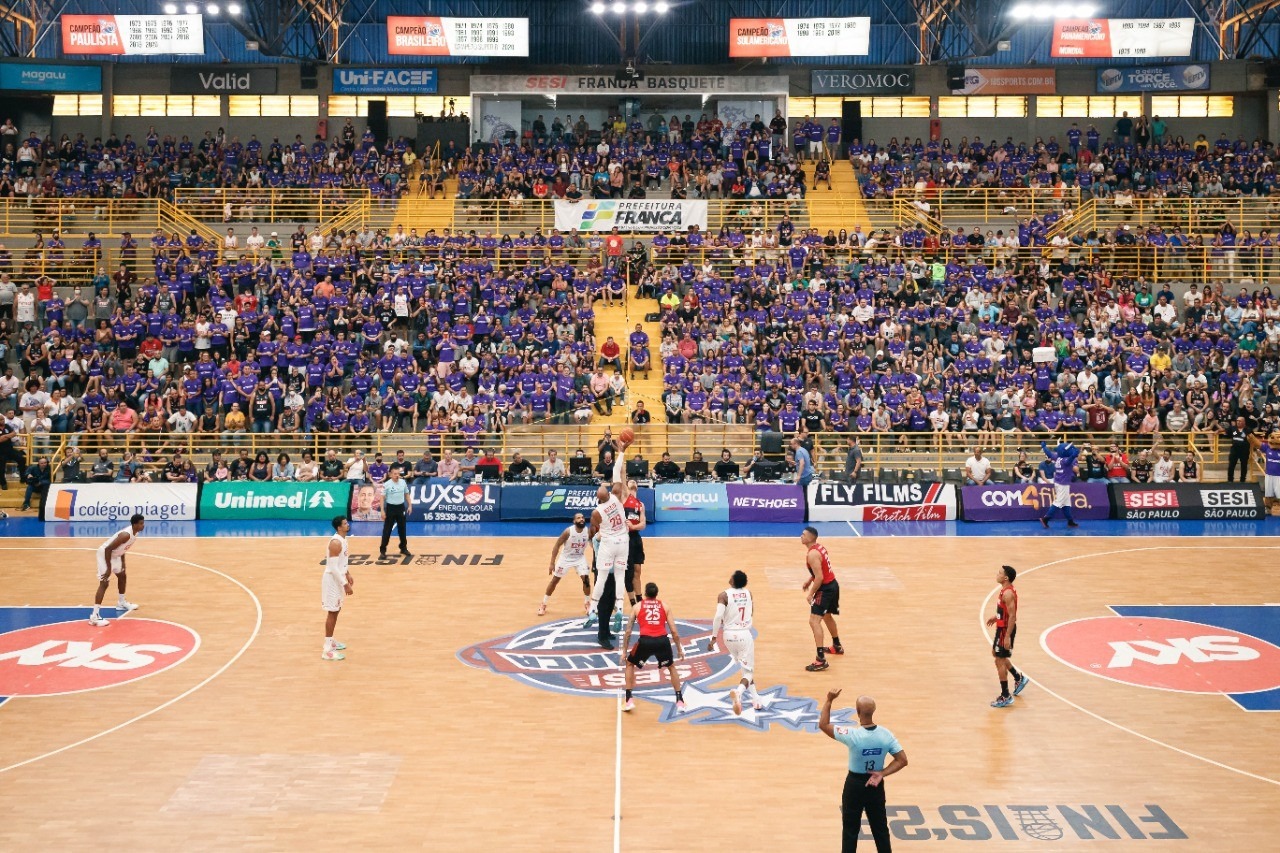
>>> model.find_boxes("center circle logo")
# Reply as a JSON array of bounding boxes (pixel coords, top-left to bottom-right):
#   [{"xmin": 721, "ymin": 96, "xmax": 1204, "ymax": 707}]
[
  {"xmin": 1042, "ymin": 616, "xmax": 1280, "ymax": 694},
  {"xmin": 0, "ymin": 618, "xmax": 200, "ymax": 697},
  {"xmin": 458, "ymin": 618, "xmax": 736, "ymax": 697}
]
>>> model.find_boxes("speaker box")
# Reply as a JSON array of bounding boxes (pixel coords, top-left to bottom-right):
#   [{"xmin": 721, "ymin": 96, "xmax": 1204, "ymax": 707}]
[
  {"xmin": 759, "ymin": 431, "xmax": 785, "ymax": 459},
  {"xmin": 367, "ymin": 100, "xmax": 388, "ymax": 143},
  {"xmin": 947, "ymin": 65, "xmax": 966, "ymax": 91},
  {"xmin": 840, "ymin": 100, "xmax": 862, "ymax": 147},
  {"xmin": 300, "ymin": 62, "xmax": 318, "ymax": 90}
]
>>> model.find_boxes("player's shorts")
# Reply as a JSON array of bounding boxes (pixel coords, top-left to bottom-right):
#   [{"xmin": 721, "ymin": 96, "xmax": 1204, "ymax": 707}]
[
  {"xmin": 1053, "ymin": 484, "xmax": 1071, "ymax": 508},
  {"xmin": 321, "ymin": 576, "xmax": 345, "ymax": 612},
  {"xmin": 627, "ymin": 634, "xmax": 674, "ymax": 669},
  {"xmin": 723, "ymin": 630, "xmax": 755, "ymax": 676},
  {"xmin": 1266, "ymin": 474, "xmax": 1280, "ymax": 500},
  {"xmin": 993, "ymin": 626, "xmax": 1017, "ymax": 658},
  {"xmin": 553, "ymin": 559, "xmax": 590, "ymax": 578},
  {"xmin": 628, "ymin": 532, "xmax": 645, "ymax": 566},
  {"xmin": 811, "ymin": 580, "xmax": 840, "ymax": 617},
  {"xmin": 96, "ymin": 550, "xmax": 123, "ymax": 581},
  {"xmin": 596, "ymin": 535, "xmax": 629, "ymax": 574}
]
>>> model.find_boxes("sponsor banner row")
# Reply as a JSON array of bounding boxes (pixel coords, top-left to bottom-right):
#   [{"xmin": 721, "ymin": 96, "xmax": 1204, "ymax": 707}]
[
  {"xmin": 501, "ymin": 485, "xmax": 655, "ymax": 522},
  {"xmin": 1097, "ymin": 64, "xmax": 1209, "ymax": 93},
  {"xmin": 1051, "ymin": 18, "xmax": 1195, "ymax": 59},
  {"xmin": 471, "ymin": 74, "xmax": 790, "ymax": 95},
  {"xmin": 653, "ymin": 483, "xmax": 805, "ymax": 523},
  {"xmin": 45, "ymin": 483, "xmax": 199, "ymax": 522},
  {"xmin": 387, "ymin": 17, "xmax": 527, "ymax": 57},
  {"xmin": 1111, "ymin": 483, "xmax": 1264, "ymax": 521},
  {"xmin": 955, "ymin": 68, "xmax": 1057, "ymax": 95},
  {"xmin": 554, "ymin": 200, "xmax": 707, "ymax": 233},
  {"xmin": 961, "ymin": 484, "xmax": 1112, "ymax": 522},
  {"xmin": 0, "ymin": 62, "xmax": 101, "ymax": 92},
  {"xmin": 171, "ymin": 66, "xmax": 277, "ymax": 95},
  {"xmin": 61, "ymin": 14, "xmax": 203, "ymax": 56},
  {"xmin": 199, "ymin": 482, "xmax": 351, "ymax": 520},
  {"xmin": 807, "ymin": 482, "xmax": 958, "ymax": 522},
  {"xmin": 333, "ymin": 67, "xmax": 437, "ymax": 95},
  {"xmin": 729, "ymin": 17, "xmax": 870, "ymax": 58}
]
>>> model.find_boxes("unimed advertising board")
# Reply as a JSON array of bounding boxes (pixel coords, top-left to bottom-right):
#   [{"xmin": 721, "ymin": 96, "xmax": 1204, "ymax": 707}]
[{"xmin": 198, "ymin": 482, "xmax": 352, "ymax": 520}]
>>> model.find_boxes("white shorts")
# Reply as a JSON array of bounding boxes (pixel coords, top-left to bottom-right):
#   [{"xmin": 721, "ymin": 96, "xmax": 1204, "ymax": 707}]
[
  {"xmin": 321, "ymin": 576, "xmax": 345, "ymax": 612},
  {"xmin": 1053, "ymin": 484, "xmax": 1071, "ymax": 508},
  {"xmin": 808, "ymin": 140, "xmax": 823, "ymax": 154},
  {"xmin": 724, "ymin": 630, "xmax": 755, "ymax": 677},
  {"xmin": 596, "ymin": 536, "xmax": 629, "ymax": 575},
  {"xmin": 1266, "ymin": 475, "xmax": 1280, "ymax": 499},
  {"xmin": 96, "ymin": 551, "xmax": 123, "ymax": 581},
  {"xmin": 553, "ymin": 559, "xmax": 590, "ymax": 578}
]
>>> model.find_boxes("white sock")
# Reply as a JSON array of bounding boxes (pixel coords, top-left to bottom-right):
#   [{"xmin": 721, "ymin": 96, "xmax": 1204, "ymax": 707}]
[
  {"xmin": 749, "ymin": 683, "xmax": 761, "ymax": 701},
  {"xmin": 542, "ymin": 594, "xmax": 550, "ymax": 604},
  {"xmin": 324, "ymin": 638, "xmax": 333, "ymax": 651},
  {"xmin": 117, "ymin": 594, "xmax": 125, "ymax": 605},
  {"xmin": 91, "ymin": 605, "xmax": 99, "ymax": 617}
]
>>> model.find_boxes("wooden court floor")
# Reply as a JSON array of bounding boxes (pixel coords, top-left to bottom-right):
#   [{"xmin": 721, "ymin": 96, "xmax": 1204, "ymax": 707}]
[{"xmin": 0, "ymin": 533, "xmax": 1278, "ymax": 851}]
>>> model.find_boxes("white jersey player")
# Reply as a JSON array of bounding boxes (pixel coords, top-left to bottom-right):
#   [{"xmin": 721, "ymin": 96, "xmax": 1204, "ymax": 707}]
[
  {"xmin": 322, "ymin": 516, "xmax": 354, "ymax": 661},
  {"xmin": 539, "ymin": 513, "xmax": 593, "ymax": 616},
  {"xmin": 711, "ymin": 570, "xmax": 762, "ymax": 715},
  {"xmin": 89, "ymin": 513, "xmax": 145, "ymax": 626},
  {"xmin": 589, "ymin": 439, "xmax": 632, "ymax": 626}
]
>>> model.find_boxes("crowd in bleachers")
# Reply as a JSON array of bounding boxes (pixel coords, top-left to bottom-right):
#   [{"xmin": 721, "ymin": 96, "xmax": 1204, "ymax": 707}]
[{"xmin": 0, "ymin": 118, "xmax": 416, "ymax": 202}]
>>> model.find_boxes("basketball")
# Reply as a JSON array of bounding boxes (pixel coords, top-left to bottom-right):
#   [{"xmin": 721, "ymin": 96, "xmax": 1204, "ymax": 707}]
[{"xmin": 619, "ymin": 427, "xmax": 635, "ymax": 445}]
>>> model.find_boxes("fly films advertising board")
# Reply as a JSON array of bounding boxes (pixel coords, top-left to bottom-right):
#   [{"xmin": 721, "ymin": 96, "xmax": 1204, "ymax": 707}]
[{"xmin": 807, "ymin": 482, "xmax": 958, "ymax": 522}]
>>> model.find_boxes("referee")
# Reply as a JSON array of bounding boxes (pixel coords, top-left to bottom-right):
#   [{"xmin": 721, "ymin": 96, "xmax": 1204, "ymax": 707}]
[
  {"xmin": 820, "ymin": 688, "xmax": 908, "ymax": 852},
  {"xmin": 379, "ymin": 466, "xmax": 413, "ymax": 558}
]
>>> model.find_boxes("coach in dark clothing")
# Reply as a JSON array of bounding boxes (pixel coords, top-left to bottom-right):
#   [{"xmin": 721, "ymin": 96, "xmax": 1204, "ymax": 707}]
[
  {"xmin": 1225, "ymin": 416, "xmax": 1253, "ymax": 481},
  {"xmin": 23, "ymin": 457, "xmax": 52, "ymax": 515}
]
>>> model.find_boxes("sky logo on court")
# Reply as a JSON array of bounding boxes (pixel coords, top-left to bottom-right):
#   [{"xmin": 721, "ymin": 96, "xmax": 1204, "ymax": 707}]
[
  {"xmin": 458, "ymin": 618, "xmax": 855, "ymax": 731},
  {"xmin": 0, "ymin": 607, "xmax": 199, "ymax": 702},
  {"xmin": 1042, "ymin": 605, "xmax": 1280, "ymax": 710}
]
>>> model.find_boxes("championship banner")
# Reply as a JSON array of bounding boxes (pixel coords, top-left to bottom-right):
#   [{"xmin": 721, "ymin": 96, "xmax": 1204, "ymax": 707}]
[
  {"xmin": 728, "ymin": 17, "xmax": 870, "ymax": 57},
  {"xmin": 1051, "ymin": 19, "xmax": 1195, "ymax": 58},
  {"xmin": 61, "ymin": 15, "xmax": 204, "ymax": 55},
  {"xmin": 387, "ymin": 17, "xmax": 528, "ymax": 57},
  {"xmin": 199, "ymin": 481, "xmax": 351, "ymax": 520},
  {"xmin": 333, "ymin": 67, "xmax": 438, "ymax": 95},
  {"xmin": 501, "ymin": 484, "xmax": 655, "ymax": 522},
  {"xmin": 806, "ymin": 482, "xmax": 957, "ymax": 522},
  {"xmin": 1097, "ymin": 64, "xmax": 1209, "ymax": 93},
  {"xmin": 655, "ymin": 483, "xmax": 728, "ymax": 522},
  {"xmin": 406, "ymin": 479, "xmax": 500, "ymax": 522},
  {"xmin": 44, "ymin": 484, "xmax": 197, "ymax": 522},
  {"xmin": 554, "ymin": 200, "xmax": 707, "ymax": 233},
  {"xmin": 726, "ymin": 483, "xmax": 804, "ymax": 523},
  {"xmin": 961, "ymin": 484, "xmax": 1111, "ymax": 522},
  {"xmin": 1110, "ymin": 483, "xmax": 1264, "ymax": 521},
  {"xmin": 955, "ymin": 68, "xmax": 1057, "ymax": 95}
]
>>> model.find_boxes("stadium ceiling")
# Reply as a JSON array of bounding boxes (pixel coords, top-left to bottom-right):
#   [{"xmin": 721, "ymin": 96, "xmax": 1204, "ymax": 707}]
[{"xmin": 2, "ymin": 0, "xmax": 1280, "ymax": 63}]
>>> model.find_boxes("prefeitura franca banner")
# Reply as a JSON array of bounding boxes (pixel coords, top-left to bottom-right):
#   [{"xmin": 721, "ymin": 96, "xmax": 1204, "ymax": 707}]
[
  {"xmin": 554, "ymin": 200, "xmax": 707, "ymax": 233},
  {"xmin": 729, "ymin": 18, "xmax": 870, "ymax": 57},
  {"xmin": 61, "ymin": 15, "xmax": 203, "ymax": 55},
  {"xmin": 387, "ymin": 17, "xmax": 528, "ymax": 56}
]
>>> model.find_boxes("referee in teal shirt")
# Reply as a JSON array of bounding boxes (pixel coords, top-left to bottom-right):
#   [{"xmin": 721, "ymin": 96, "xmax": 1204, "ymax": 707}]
[
  {"xmin": 379, "ymin": 466, "xmax": 413, "ymax": 558},
  {"xmin": 820, "ymin": 688, "xmax": 908, "ymax": 852}
]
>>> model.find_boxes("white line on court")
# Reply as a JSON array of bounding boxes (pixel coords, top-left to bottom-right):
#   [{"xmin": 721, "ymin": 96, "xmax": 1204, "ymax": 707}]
[
  {"xmin": 614, "ymin": 681, "xmax": 623, "ymax": 853},
  {"xmin": 845, "ymin": 521, "xmax": 862, "ymax": 537},
  {"xmin": 0, "ymin": 547, "xmax": 263, "ymax": 775},
  {"xmin": 978, "ymin": 544, "xmax": 1280, "ymax": 788}
]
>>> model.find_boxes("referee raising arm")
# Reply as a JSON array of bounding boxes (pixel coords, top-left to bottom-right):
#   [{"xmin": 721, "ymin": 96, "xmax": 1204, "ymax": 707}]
[
  {"xmin": 820, "ymin": 688, "xmax": 908, "ymax": 853},
  {"xmin": 379, "ymin": 466, "xmax": 413, "ymax": 559}
]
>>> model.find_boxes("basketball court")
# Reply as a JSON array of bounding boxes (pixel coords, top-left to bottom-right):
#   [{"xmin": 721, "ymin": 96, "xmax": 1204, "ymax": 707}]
[{"xmin": 1, "ymin": 526, "xmax": 1278, "ymax": 850}]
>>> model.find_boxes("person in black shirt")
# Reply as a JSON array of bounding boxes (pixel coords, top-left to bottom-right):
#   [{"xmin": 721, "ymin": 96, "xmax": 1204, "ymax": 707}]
[
  {"xmin": 653, "ymin": 452, "xmax": 682, "ymax": 482},
  {"xmin": 22, "ymin": 456, "xmax": 51, "ymax": 514},
  {"xmin": 320, "ymin": 449, "xmax": 344, "ymax": 481},
  {"xmin": 802, "ymin": 401, "xmax": 827, "ymax": 433},
  {"xmin": 507, "ymin": 451, "xmax": 536, "ymax": 481},
  {"xmin": 713, "ymin": 449, "xmax": 739, "ymax": 481},
  {"xmin": 1225, "ymin": 415, "xmax": 1253, "ymax": 482}
]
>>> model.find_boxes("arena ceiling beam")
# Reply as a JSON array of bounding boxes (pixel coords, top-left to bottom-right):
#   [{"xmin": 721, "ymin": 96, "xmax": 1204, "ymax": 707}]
[
  {"xmin": 1213, "ymin": 0, "xmax": 1280, "ymax": 59},
  {"xmin": 231, "ymin": 0, "xmax": 334, "ymax": 61},
  {"xmin": 0, "ymin": 0, "xmax": 45, "ymax": 57}
]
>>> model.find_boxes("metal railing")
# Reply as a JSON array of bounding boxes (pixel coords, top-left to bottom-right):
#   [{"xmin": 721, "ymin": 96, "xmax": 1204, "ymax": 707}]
[
  {"xmin": 850, "ymin": 185, "xmax": 1080, "ymax": 226},
  {"xmin": 171, "ymin": 189, "xmax": 372, "ymax": 228},
  {"xmin": 0, "ymin": 198, "xmax": 219, "ymax": 245},
  {"xmin": 6, "ymin": 428, "xmax": 1241, "ymax": 484}
]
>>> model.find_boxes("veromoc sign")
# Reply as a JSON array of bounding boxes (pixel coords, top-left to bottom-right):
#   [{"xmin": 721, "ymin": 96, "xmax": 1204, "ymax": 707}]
[{"xmin": 811, "ymin": 69, "xmax": 914, "ymax": 95}]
